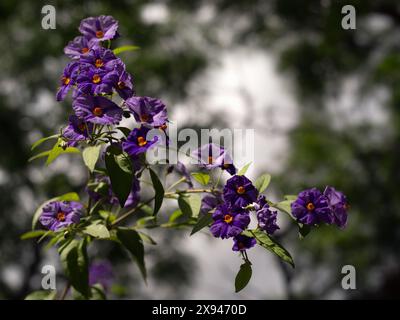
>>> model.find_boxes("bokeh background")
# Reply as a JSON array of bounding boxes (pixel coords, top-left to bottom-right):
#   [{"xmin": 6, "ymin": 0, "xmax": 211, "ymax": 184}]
[{"xmin": 1, "ymin": 0, "xmax": 399, "ymax": 299}]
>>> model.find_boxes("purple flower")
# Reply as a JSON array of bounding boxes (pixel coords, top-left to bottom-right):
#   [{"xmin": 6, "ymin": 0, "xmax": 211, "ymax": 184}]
[
  {"xmin": 125, "ymin": 96, "xmax": 168, "ymax": 127},
  {"xmin": 223, "ymin": 175, "xmax": 258, "ymax": 208},
  {"xmin": 210, "ymin": 204, "xmax": 250, "ymax": 239},
  {"xmin": 79, "ymin": 15, "xmax": 119, "ymax": 43},
  {"xmin": 192, "ymin": 143, "xmax": 236, "ymax": 175},
  {"xmin": 64, "ymin": 36, "xmax": 98, "ymax": 60},
  {"xmin": 63, "ymin": 115, "xmax": 93, "ymax": 146},
  {"xmin": 76, "ymin": 67, "xmax": 119, "ymax": 95},
  {"xmin": 232, "ymin": 235, "xmax": 257, "ymax": 252},
  {"xmin": 291, "ymin": 188, "xmax": 333, "ymax": 226},
  {"xmin": 122, "ymin": 125, "xmax": 159, "ymax": 156},
  {"xmin": 200, "ymin": 194, "xmax": 222, "ymax": 215},
  {"xmin": 324, "ymin": 186, "xmax": 349, "ymax": 228},
  {"xmin": 89, "ymin": 261, "xmax": 114, "ymax": 291},
  {"xmin": 56, "ymin": 62, "xmax": 79, "ymax": 101},
  {"xmin": 255, "ymin": 196, "xmax": 279, "ymax": 234},
  {"xmin": 39, "ymin": 201, "xmax": 83, "ymax": 231},
  {"xmin": 73, "ymin": 95, "xmax": 122, "ymax": 125},
  {"xmin": 114, "ymin": 62, "xmax": 134, "ymax": 100},
  {"xmin": 80, "ymin": 47, "xmax": 119, "ymax": 72}
]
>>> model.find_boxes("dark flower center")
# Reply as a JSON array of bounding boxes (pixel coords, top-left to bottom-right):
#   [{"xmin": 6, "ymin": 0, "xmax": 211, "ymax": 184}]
[
  {"xmin": 208, "ymin": 156, "xmax": 213, "ymax": 164},
  {"xmin": 95, "ymin": 30, "xmax": 104, "ymax": 38},
  {"xmin": 137, "ymin": 136, "xmax": 147, "ymax": 147},
  {"xmin": 306, "ymin": 202, "xmax": 315, "ymax": 211},
  {"xmin": 238, "ymin": 242, "xmax": 245, "ymax": 250},
  {"xmin": 56, "ymin": 212, "xmax": 66, "ymax": 222},
  {"xmin": 236, "ymin": 186, "xmax": 246, "ymax": 194},
  {"xmin": 78, "ymin": 123, "xmax": 86, "ymax": 132},
  {"xmin": 344, "ymin": 203, "xmax": 350, "ymax": 210},
  {"xmin": 223, "ymin": 163, "xmax": 230, "ymax": 168},
  {"xmin": 62, "ymin": 76, "xmax": 70, "ymax": 85},
  {"xmin": 117, "ymin": 81, "xmax": 125, "ymax": 89},
  {"xmin": 140, "ymin": 114, "xmax": 149, "ymax": 122},
  {"xmin": 159, "ymin": 123, "xmax": 167, "ymax": 131},
  {"xmin": 95, "ymin": 59, "xmax": 104, "ymax": 68},
  {"xmin": 224, "ymin": 214, "xmax": 233, "ymax": 224},
  {"xmin": 93, "ymin": 107, "xmax": 103, "ymax": 116},
  {"xmin": 81, "ymin": 47, "xmax": 89, "ymax": 54},
  {"xmin": 92, "ymin": 74, "xmax": 101, "ymax": 84}
]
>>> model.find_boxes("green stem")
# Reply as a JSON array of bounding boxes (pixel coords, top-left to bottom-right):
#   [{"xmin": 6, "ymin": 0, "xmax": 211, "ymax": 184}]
[
  {"xmin": 112, "ymin": 197, "xmax": 155, "ymax": 226},
  {"xmin": 166, "ymin": 177, "xmax": 186, "ymax": 191}
]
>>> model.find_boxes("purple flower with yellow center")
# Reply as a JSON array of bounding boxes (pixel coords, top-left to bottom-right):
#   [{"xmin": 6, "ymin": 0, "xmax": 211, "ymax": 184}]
[
  {"xmin": 324, "ymin": 186, "xmax": 349, "ymax": 229},
  {"xmin": 39, "ymin": 201, "xmax": 83, "ymax": 231},
  {"xmin": 56, "ymin": 62, "xmax": 79, "ymax": 101},
  {"xmin": 80, "ymin": 47, "xmax": 119, "ymax": 71},
  {"xmin": 210, "ymin": 203, "xmax": 250, "ymax": 239},
  {"xmin": 79, "ymin": 15, "xmax": 119, "ymax": 43},
  {"xmin": 64, "ymin": 36, "xmax": 98, "ymax": 59},
  {"xmin": 76, "ymin": 66, "xmax": 119, "ymax": 95},
  {"xmin": 125, "ymin": 96, "xmax": 168, "ymax": 127},
  {"xmin": 63, "ymin": 115, "xmax": 93, "ymax": 146},
  {"xmin": 192, "ymin": 143, "xmax": 237, "ymax": 175},
  {"xmin": 73, "ymin": 95, "xmax": 122, "ymax": 125},
  {"xmin": 255, "ymin": 196, "xmax": 279, "ymax": 234},
  {"xmin": 232, "ymin": 235, "xmax": 257, "ymax": 252},
  {"xmin": 89, "ymin": 261, "xmax": 114, "ymax": 291},
  {"xmin": 122, "ymin": 125, "xmax": 159, "ymax": 156},
  {"xmin": 223, "ymin": 175, "xmax": 258, "ymax": 208},
  {"xmin": 291, "ymin": 188, "xmax": 333, "ymax": 226},
  {"xmin": 114, "ymin": 62, "xmax": 134, "ymax": 100}
]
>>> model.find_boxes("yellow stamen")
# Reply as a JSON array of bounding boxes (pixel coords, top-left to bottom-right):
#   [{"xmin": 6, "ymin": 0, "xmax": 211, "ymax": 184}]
[
  {"xmin": 95, "ymin": 30, "xmax": 104, "ymax": 38},
  {"xmin": 140, "ymin": 114, "xmax": 149, "ymax": 122},
  {"xmin": 62, "ymin": 77, "xmax": 70, "ymax": 85},
  {"xmin": 81, "ymin": 47, "xmax": 89, "ymax": 54},
  {"xmin": 236, "ymin": 186, "xmax": 245, "ymax": 194},
  {"xmin": 224, "ymin": 214, "xmax": 233, "ymax": 224},
  {"xmin": 306, "ymin": 202, "xmax": 315, "ymax": 211},
  {"xmin": 95, "ymin": 59, "xmax": 104, "ymax": 68},
  {"xmin": 137, "ymin": 136, "xmax": 147, "ymax": 147},
  {"xmin": 93, "ymin": 107, "xmax": 103, "ymax": 116},
  {"xmin": 117, "ymin": 81, "xmax": 125, "ymax": 89},
  {"xmin": 56, "ymin": 212, "xmax": 66, "ymax": 222},
  {"xmin": 92, "ymin": 74, "xmax": 101, "ymax": 84}
]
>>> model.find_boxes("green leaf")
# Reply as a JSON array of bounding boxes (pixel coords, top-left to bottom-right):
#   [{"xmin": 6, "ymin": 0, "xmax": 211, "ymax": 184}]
[
  {"xmin": 178, "ymin": 196, "xmax": 193, "ymax": 218},
  {"xmin": 59, "ymin": 239, "xmax": 90, "ymax": 297},
  {"xmin": 105, "ymin": 146, "xmax": 133, "ymax": 207},
  {"xmin": 272, "ymin": 200, "xmax": 295, "ymax": 220},
  {"xmin": 187, "ymin": 194, "xmax": 202, "ymax": 218},
  {"xmin": 254, "ymin": 174, "xmax": 271, "ymax": 193},
  {"xmin": 139, "ymin": 231, "xmax": 157, "ymax": 245},
  {"xmin": 298, "ymin": 224, "xmax": 311, "ymax": 239},
  {"xmin": 169, "ymin": 209, "xmax": 183, "ymax": 222},
  {"xmin": 235, "ymin": 261, "xmax": 252, "ymax": 293},
  {"xmin": 284, "ymin": 195, "xmax": 298, "ymax": 201},
  {"xmin": 45, "ymin": 138, "xmax": 80, "ymax": 166},
  {"xmin": 116, "ymin": 228, "xmax": 146, "ymax": 282},
  {"xmin": 28, "ymin": 150, "xmax": 51, "ymax": 162},
  {"xmin": 83, "ymin": 223, "xmax": 110, "ymax": 239},
  {"xmin": 113, "ymin": 45, "xmax": 140, "ymax": 55},
  {"xmin": 31, "ymin": 134, "xmax": 59, "ymax": 151},
  {"xmin": 25, "ymin": 290, "xmax": 57, "ymax": 300},
  {"xmin": 32, "ymin": 192, "xmax": 80, "ymax": 230},
  {"xmin": 136, "ymin": 215, "xmax": 156, "ymax": 227},
  {"xmin": 149, "ymin": 168, "xmax": 164, "ymax": 215},
  {"xmin": 237, "ymin": 162, "xmax": 252, "ymax": 175},
  {"xmin": 190, "ymin": 212, "xmax": 213, "ymax": 236},
  {"xmin": 247, "ymin": 229, "xmax": 295, "ymax": 268},
  {"xmin": 117, "ymin": 126, "xmax": 131, "ymax": 137},
  {"xmin": 20, "ymin": 230, "xmax": 49, "ymax": 240},
  {"xmin": 82, "ymin": 145, "xmax": 102, "ymax": 172},
  {"xmin": 191, "ymin": 172, "xmax": 210, "ymax": 186}
]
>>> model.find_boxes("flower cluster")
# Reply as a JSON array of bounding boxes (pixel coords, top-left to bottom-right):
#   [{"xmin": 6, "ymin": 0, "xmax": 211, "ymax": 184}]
[{"xmin": 291, "ymin": 186, "xmax": 349, "ymax": 228}]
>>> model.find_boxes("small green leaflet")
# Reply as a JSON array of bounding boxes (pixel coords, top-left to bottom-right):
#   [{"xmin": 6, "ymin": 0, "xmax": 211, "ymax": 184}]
[
  {"xmin": 149, "ymin": 168, "xmax": 164, "ymax": 215},
  {"xmin": 82, "ymin": 145, "xmax": 102, "ymax": 172},
  {"xmin": 31, "ymin": 134, "xmax": 59, "ymax": 151},
  {"xmin": 105, "ymin": 146, "xmax": 133, "ymax": 207},
  {"xmin": 271, "ymin": 200, "xmax": 295, "ymax": 220},
  {"xmin": 116, "ymin": 228, "xmax": 147, "ymax": 282},
  {"xmin": 179, "ymin": 194, "xmax": 202, "ymax": 218},
  {"xmin": 113, "ymin": 45, "xmax": 140, "ymax": 55},
  {"xmin": 190, "ymin": 212, "xmax": 213, "ymax": 236},
  {"xmin": 32, "ymin": 192, "xmax": 80, "ymax": 230},
  {"xmin": 235, "ymin": 261, "xmax": 252, "ymax": 292},
  {"xmin": 246, "ymin": 229, "xmax": 295, "ymax": 268},
  {"xmin": 237, "ymin": 162, "xmax": 252, "ymax": 176},
  {"xmin": 169, "ymin": 209, "xmax": 183, "ymax": 222},
  {"xmin": 25, "ymin": 290, "xmax": 57, "ymax": 300},
  {"xmin": 46, "ymin": 138, "xmax": 80, "ymax": 166},
  {"xmin": 83, "ymin": 223, "xmax": 110, "ymax": 239},
  {"xmin": 298, "ymin": 223, "xmax": 311, "ymax": 239},
  {"xmin": 59, "ymin": 239, "xmax": 90, "ymax": 298},
  {"xmin": 254, "ymin": 174, "xmax": 271, "ymax": 193},
  {"xmin": 191, "ymin": 172, "xmax": 210, "ymax": 186},
  {"xmin": 20, "ymin": 230, "xmax": 49, "ymax": 240}
]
